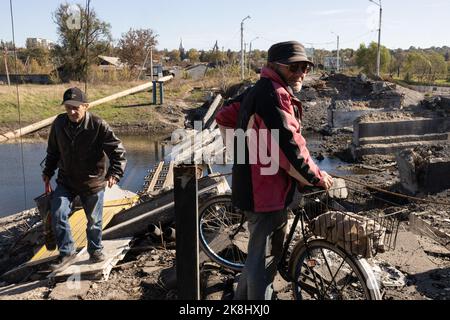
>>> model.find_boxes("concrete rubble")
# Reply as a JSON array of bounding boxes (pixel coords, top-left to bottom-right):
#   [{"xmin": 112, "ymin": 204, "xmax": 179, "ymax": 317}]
[
  {"xmin": 397, "ymin": 145, "xmax": 450, "ymax": 195},
  {"xmin": 0, "ymin": 74, "xmax": 449, "ymax": 301}
]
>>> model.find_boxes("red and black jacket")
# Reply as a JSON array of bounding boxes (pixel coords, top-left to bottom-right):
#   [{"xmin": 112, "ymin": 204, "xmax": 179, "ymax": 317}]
[{"xmin": 217, "ymin": 67, "xmax": 324, "ymax": 213}]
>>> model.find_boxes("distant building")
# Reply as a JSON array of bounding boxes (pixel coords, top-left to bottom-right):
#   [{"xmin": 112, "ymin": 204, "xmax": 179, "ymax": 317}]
[
  {"xmin": 98, "ymin": 55, "xmax": 125, "ymax": 71},
  {"xmin": 185, "ymin": 63, "xmax": 208, "ymax": 80},
  {"xmin": 26, "ymin": 38, "xmax": 54, "ymax": 49},
  {"xmin": 324, "ymin": 56, "xmax": 342, "ymax": 71}
]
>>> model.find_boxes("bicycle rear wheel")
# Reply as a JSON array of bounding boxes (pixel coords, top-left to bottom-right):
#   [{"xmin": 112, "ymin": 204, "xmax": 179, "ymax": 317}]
[
  {"xmin": 198, "ymin": 194, "xmax": 247, "ymax": 271},
  {"xmin": 290, "ymin": 239, "xmax": 381, "ymax": 300}
]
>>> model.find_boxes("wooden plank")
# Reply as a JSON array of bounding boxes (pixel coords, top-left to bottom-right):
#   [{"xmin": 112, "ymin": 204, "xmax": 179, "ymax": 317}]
[
  {"xmin": 0, "ymin": 197, "xmax": 137, "ymax": 282},
  {"xmin": 147, "ymin": 161, "xmax": 164, "ymax": 192},
  {"xmin": 202, "ymin": 94, "xmax": 223, "ymax": 130},
  {"xmin": 0, "ymin": 280, "xmax": 49, "ymax": 300},
  {"xmin": 29, "ymin": 197, "xmax": 138, "ymax": 264},
  {"xmin": 162, "ymin": 162, "xmax": 175, "ymax": 190},
  {"xmin": 48, "ymin": 238, "xmax": 132, "ymax": 282},
  {"xmin": 157, "ymin": 75, "xmax": 174, "ymax": 83}
]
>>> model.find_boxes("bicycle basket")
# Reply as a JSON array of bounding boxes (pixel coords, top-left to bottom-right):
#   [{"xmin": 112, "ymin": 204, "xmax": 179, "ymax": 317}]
[{"xmin": 300, "ymin": 181, "xmax": 406, "ymax": 258}]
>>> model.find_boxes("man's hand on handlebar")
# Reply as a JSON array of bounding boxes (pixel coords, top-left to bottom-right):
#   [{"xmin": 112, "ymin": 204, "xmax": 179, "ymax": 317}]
[{"xmin": 317, "ymin": 171, "xmax": 334, "ymax": 191}]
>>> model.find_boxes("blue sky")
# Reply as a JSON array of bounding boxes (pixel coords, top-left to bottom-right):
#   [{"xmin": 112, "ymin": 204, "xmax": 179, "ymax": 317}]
[{"xmin": 0, "ymin": 0, "xmax": 448, "ymax": 51}]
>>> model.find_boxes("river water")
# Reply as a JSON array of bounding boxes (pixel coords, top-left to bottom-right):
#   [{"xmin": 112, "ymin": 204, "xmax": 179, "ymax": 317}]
[{"xmin": 0, "ymin": 133, "xmax": 348, "ymax": 218}]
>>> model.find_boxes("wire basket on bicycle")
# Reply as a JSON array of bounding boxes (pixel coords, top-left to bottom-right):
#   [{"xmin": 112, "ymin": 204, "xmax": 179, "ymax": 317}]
[{"xmin": 298, "ymin": 181, "xmax": 406, "ymax": 259}]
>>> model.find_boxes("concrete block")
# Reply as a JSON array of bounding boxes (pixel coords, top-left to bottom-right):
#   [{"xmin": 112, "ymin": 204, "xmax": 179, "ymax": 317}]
[
  {"xmin": 396, "ymin": 148, "xmax": 450, "ymax": 195},
  {"xmin": 354, "ymin": 117, "xmax": 450, "ymax": 141},
  {"xmin": 358, "ymin": 133, "xmax": 449, "ymax": 146},
  {"xmin": 328, "ymin": 109, "xmax": 380, "ymax": 129},
  {"xmin": 351, "ymin": 140, "xmax": 448, "ymax": 160},
  {"xmin": 396, "ymin": 150, "xmax": 420, "ymax": 195}
]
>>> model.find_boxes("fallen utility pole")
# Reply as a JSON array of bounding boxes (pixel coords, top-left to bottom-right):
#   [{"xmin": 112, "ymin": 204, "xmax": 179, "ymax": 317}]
[{"xmin": 0, "ymin": 76, "xmax": 173, "ymax": 143}]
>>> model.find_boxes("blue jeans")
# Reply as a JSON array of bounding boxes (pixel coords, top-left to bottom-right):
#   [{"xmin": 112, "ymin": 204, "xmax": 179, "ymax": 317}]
[
  {"xmin": 50, "ymin": 184, "xmax": 105, "ymax": 257},
  {"xmin": 234, "ymin": 209, "xmax": 288, "ymax": 300}
]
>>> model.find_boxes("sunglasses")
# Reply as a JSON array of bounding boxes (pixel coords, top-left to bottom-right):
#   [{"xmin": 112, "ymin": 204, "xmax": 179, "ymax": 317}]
[
  {"xmin": 276, "ymin": 62, "xmax": 311, "ymax": 74},
  {"xmin": 64, "ymin": 104, "xmax": 84, "ymax": 111}
]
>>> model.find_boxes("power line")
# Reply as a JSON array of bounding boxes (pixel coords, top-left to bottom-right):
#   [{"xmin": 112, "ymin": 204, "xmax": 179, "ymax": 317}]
[
  {"xmin": 9, "ymin": 0, "xmax": 28, "ymax": 211},
  {"xmin": 85, "ymin": 0, "xmax": 91, "ymax": 94}
]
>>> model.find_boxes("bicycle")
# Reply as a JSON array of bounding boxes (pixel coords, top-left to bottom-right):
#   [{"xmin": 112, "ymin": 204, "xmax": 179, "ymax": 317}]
[{"xmin": 198, "ymin": 182, "xmax": 405, "ymax": 300}]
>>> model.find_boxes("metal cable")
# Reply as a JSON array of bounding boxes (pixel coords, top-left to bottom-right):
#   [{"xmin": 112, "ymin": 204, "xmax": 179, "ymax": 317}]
[
  {"xmin": 332, "ymin": 174, "xmax": 450, "ymax": 206},
  {"xmin": 208, "ymin": 171, "xmax": 450, "ymax": 206},
  {"xmin": 9, "ymin": 0, "xmax": 28, "ymax": 211}
]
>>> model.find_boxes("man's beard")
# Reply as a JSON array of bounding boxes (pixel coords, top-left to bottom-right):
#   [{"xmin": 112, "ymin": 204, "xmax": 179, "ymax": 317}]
[{"xmin": 290, "ymin": 81, "xmax": 303, "ymax": 93}]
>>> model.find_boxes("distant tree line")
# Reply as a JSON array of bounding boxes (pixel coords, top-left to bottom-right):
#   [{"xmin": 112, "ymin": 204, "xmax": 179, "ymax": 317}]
[{"xmin": 1, "ymin": 2, "xmax": 448, "ymax": 84}]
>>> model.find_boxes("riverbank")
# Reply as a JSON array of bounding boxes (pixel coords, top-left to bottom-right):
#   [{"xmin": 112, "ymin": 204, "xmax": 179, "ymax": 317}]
[{"xmin": 0, "ymin": 76, "xmax": 233, "ymax": 137}]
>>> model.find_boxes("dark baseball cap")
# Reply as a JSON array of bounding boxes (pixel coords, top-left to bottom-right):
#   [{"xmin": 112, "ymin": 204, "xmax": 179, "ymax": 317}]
[
  {"xmin": 268, "ymin": 41, "xmax": 314, "ymax": 66},
  {"xmin": 62, "ymin": 87, "xmax": 88, "ymax": 107}
]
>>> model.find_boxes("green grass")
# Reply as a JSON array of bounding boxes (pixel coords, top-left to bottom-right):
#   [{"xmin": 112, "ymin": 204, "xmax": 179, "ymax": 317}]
[
  {"xmin": 0, "ymin": 71, "xmax": 247, "ymax": 132},
  {"xmin": 0, "ymin": 81, "xmax": 158, "ymax": 128},
  {"xmin": 391, "ymin": 77, "xmax": 450, "ymax": 88}
]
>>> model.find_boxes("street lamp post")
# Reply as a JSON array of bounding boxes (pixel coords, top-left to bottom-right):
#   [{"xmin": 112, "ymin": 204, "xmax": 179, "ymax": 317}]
[
  {"xmin": 248, "ymin": 37, "xmax": 259, "ymax": 75},
  {"xmin": 241, "ymin": 15, "xmax": 251, "ymax": 81},
  {"xmin": 370, "ymin": 0, "xmax": 383, "ymax": 77}
]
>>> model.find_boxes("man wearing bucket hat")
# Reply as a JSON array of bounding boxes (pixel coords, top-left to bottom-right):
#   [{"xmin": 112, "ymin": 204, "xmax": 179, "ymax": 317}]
[
  {"xmin": 42, "ymin": 87, "xmax": 127, "ymax": 270},
  {"xmin": 227, "ymin": 41, "xmax": 334, "ymax": 300}
]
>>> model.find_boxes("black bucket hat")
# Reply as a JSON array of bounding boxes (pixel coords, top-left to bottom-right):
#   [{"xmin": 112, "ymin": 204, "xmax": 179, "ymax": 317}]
[
  {"xmin": 268, "ymin": 41, "xmax": 314, "ymax": 66},
  {"xmin": 62, "ymin": 87, "xmax": 88, "ymax": 107}
]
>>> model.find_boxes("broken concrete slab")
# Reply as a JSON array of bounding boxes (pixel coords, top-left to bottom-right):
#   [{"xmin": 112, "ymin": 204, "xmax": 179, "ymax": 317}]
[
  {"xmin": 48, "ymin": 238, "xmax": 132, "ymax": 282},
  {"xmin": 351, "ymin": 112, "xmax": 450, "ymax": 159},
  {"xmin": 354, "ymin": 116, "xmax": 450, "ymax": 143},
  {"xmin": 397, "ymin": 146, "xmax": 450, "ymax": 195}
]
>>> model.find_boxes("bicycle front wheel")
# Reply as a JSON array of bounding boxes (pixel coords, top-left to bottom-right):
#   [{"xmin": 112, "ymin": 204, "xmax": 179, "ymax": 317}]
[
  {"xmin": 198, "ymin": 194, "xmax": 247, "ymax": 271},
  {"xmin": 290, "ymin": 239, "xmax": 381, "ymax": 300}
]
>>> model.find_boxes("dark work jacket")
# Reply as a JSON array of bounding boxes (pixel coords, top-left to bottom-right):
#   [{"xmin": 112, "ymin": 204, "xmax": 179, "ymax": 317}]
[{"xmin": 43, "ymin": 112, "xmax": 127, "ymax": 195}]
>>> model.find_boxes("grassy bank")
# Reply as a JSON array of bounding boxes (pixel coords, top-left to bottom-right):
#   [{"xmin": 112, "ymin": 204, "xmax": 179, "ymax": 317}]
[
  {"xmin": 0, "ymin": 81, "xmax": 158, "ymax": 129},
  {"xmin": 0, "ymin": 67, "xmax": 249, "ymax": 134}
]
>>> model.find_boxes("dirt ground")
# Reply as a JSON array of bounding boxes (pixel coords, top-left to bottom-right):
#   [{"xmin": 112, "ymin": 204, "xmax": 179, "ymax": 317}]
[{"xmin": 0, "ymin": 73, "xmax": 449, "ymax": 301}]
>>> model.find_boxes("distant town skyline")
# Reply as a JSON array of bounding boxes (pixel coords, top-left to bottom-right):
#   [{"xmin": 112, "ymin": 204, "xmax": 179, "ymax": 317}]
[{"xmin": 0, "ymin": 0, "xmax": 448, "ymax": 51}]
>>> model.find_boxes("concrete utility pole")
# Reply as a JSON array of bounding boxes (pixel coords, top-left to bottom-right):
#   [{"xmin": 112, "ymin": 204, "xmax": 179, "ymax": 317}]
[
  {"xmin": 150, "ymin": 45, "xmax": 153, "ymax": 80},
  {"xmin": 248, "ymin": 37, "xmax": 259, "ymax": 75},
  {"xmin": 138, "ymin": 45, "xmax": 152, "ymax": 81},
  {"xmin": 370, "ymin": 0, "xmax": 383, "ymax": 77},
  {"xmin": 3, "ymin": 48, "xmax": 11, "ymax": 86},
  {"xmin": 240, "ymin": 15, "xmax": 251, "ymax": 81},
  {"xmin": 332, "ymin": 32, "xmax": 340, "ymax": 72},
  {"xmin": 244, "ymin": 42, "xmax": 247, "ymax": 74}
]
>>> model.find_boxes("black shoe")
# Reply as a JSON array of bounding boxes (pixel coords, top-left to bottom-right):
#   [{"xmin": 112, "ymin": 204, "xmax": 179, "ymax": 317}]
[
  {"xmin": 50, "ymin": 252, "xmax": 77, "ymax": 271},
  {"xmin": 89, "ymin": 251, "xmax": 106, "ymax": 263}
]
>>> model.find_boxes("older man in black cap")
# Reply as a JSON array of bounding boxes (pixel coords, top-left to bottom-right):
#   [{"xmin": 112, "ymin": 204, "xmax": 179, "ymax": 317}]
[
  {"xmin": 228, "ymin": 41, "xmax": 334, "ymax": 300},
  {"xmin": 42, "ymin": 87, "xmax": 127, "ymax": 270}
]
